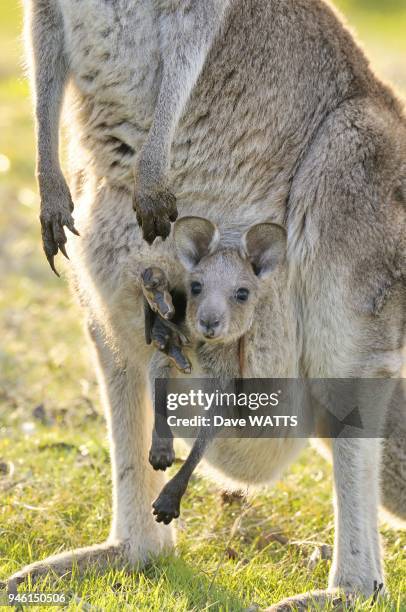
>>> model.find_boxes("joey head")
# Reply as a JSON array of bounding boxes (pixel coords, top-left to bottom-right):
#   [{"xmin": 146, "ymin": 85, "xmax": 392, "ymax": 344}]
[
  {"xmin": 175, "ymin": 216, "xmax": 287, "ymax": 344},
  {"xmin": 142, "ymin": 216, "xmax": 287, "ymax": 368},
  {"xmin": 144, "ymin": 216, "xmax": 287, "ymax": 524}
]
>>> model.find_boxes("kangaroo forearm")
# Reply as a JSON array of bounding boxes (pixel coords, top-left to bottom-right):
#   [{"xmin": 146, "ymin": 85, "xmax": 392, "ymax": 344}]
[
  {"xmin": 137, "ymin": 0, "xmax": 232, "ymax": 186},
  {"xmin": 27, "ymin": 0, "xmax": 68, "ymax": 179},
  {"xmin": 36, "ymin": 78, "xmax": 66, "ymax": 181},
  {"xmin": 133, "ymin": 1, "xmax": 232, "ymax": 242},
  {"xmin": 25, "ymin": 1, "xmax": 78, "ymax": 274}
]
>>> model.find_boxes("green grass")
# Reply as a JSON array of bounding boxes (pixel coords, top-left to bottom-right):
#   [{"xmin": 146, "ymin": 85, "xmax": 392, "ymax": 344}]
[{"xmin": 0, "ymin": 1, "xmax": 405, "ymax": 610}]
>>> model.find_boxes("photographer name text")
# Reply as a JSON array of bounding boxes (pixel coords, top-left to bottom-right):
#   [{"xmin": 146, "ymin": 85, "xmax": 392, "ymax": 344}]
[{"xmin": 167, "ymin": 414, "xmax": 298, "ymax": 428}]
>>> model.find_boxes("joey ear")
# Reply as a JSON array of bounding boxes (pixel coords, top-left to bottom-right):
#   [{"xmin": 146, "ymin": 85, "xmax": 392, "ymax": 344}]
[
  {"xmin": 242, "ymin": 223, "xmax": 287, "ymax": 278},
  {"xmin": 173, "ymin": 216, "xmax": 220, "ymax": 270}
]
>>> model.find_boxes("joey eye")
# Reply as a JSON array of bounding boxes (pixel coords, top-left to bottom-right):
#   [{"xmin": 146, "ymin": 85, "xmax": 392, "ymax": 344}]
[
  {"xmin": 236, "ymin": 287, "xmax": 250, "ymax": 302},
  {"xmin": 190, "ymin": 281, "xmax": 202, "ymax": 296}
]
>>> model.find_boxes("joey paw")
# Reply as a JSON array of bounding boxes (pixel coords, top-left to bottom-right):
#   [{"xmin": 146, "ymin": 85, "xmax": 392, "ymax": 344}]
[
  {"xmin": 152, "ymin": 490, "xmax": 181, "ymax": 524},
  {"xmin": 151, "ymin": 326, "xmax": 191, "ymax": 373},
  {"xmin": 141, "ymin": 267, "xmax": 174, "ymax": 319},
  {"xmin": 141, "ymin": 267, "xmax": 191, "ymax": 372},
  {"xmin": 149, "ymin": 442, "xmax": 176, "ymax": 471},
  {"xmin": 149, "ymin": 316, "xmax": 191, "ymax": 374},
  {"xmin": 40, "ymin": 182, "xmax": 79, "ymax": 276},
  {"xmin": 133, "ymin": 187, "xmax": 178, "ymax": 244},
  {"xmin": 166, "ymin": 343, "xmax": 192, "ymax": 374}
]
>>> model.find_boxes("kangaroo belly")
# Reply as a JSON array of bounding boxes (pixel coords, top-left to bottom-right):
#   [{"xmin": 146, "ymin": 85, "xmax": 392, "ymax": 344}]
[{"xmin": 181, "ymin": 437, "xmax": 307, "ymax": 488}]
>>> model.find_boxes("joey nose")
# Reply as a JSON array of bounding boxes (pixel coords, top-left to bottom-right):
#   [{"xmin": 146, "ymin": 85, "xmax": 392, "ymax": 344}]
[{"xmin": 199, "ymin": 317, "xmax": 220, "ymax": 338}]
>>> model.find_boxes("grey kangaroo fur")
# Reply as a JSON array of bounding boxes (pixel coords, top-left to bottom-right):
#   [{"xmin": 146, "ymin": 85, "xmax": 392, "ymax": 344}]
[
  {"xmin": 16, "ymin": 0, "xmax": 406, "ymax": 608},
  {"xmin": 147, "ymin": 216, "xmax": 287, "ymax": 524}
]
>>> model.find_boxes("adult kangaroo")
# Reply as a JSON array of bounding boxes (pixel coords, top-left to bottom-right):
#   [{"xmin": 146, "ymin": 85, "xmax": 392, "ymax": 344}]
[{"xmin": 14, "ymin": 0, "xmax": 406, "ymax": 607}]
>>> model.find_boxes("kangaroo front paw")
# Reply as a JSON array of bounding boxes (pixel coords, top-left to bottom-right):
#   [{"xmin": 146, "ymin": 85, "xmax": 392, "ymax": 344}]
[
  {"xmin": 39, "ymin": 178, "xmax": 79, "ymax": 276},
  {"xmin": 133, "ymin": 186, "xmax": 178, "ymax": 245},
  {"xmin": 149, "ymin": 440, "xmax": 176, "ymax": 471},
  {"xmin": 152, "ymin": 489, "xmax": 181, "ymax": 525}
]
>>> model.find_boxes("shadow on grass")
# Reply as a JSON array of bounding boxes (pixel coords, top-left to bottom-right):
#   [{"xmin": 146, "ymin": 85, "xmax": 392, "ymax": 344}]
[
  {"xmin": 3, "ymin": 554, "xmax": 246, "ymax": 611},
  {"xmin": 142, "ymin": 555, "xmax": 246, "ymax": 610}
]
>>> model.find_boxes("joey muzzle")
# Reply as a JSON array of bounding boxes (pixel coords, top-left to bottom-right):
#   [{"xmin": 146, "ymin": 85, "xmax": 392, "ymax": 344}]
[{"xmin": 196, "ymin": 305, "xmax": 228, "ymax": 340}]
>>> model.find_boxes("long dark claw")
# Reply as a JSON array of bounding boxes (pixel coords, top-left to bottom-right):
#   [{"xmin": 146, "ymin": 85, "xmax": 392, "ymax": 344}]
[
  {"xmin": 155, "ymin": 217, "xmax": 171, "ymax": 242},
  {"xmin": 143, "ymin": 216, "xmax": 156, "ymax": 245},
  {"xmin": 46, "ymin": 253, "xmax": 60, "ymax": 277},
  {"xmin": 40, "ymin": 178, "xmax": 79, "ymax": 274},
  {"xmin": 59, "ymin": 243, "xmax": 69, "ymax": 260},
  {"xmin": 42, "ymin": 220, "xmax": 60, "ymax": 276}
]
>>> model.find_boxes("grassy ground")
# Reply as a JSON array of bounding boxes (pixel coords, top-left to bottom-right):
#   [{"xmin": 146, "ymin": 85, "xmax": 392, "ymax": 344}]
[{"xmin": 0, "ymin": 1, "xmax": 405, "ymax": 610}]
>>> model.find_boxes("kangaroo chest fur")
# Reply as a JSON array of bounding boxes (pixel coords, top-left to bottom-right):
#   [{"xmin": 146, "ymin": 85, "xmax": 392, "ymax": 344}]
[
  {"xmin": 60, "ymin": 0, "xmax": 160, "ymax": 136},
  {"xmin": 60, "ymin": 0, "xmax": 367, "ymax": 225}
]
